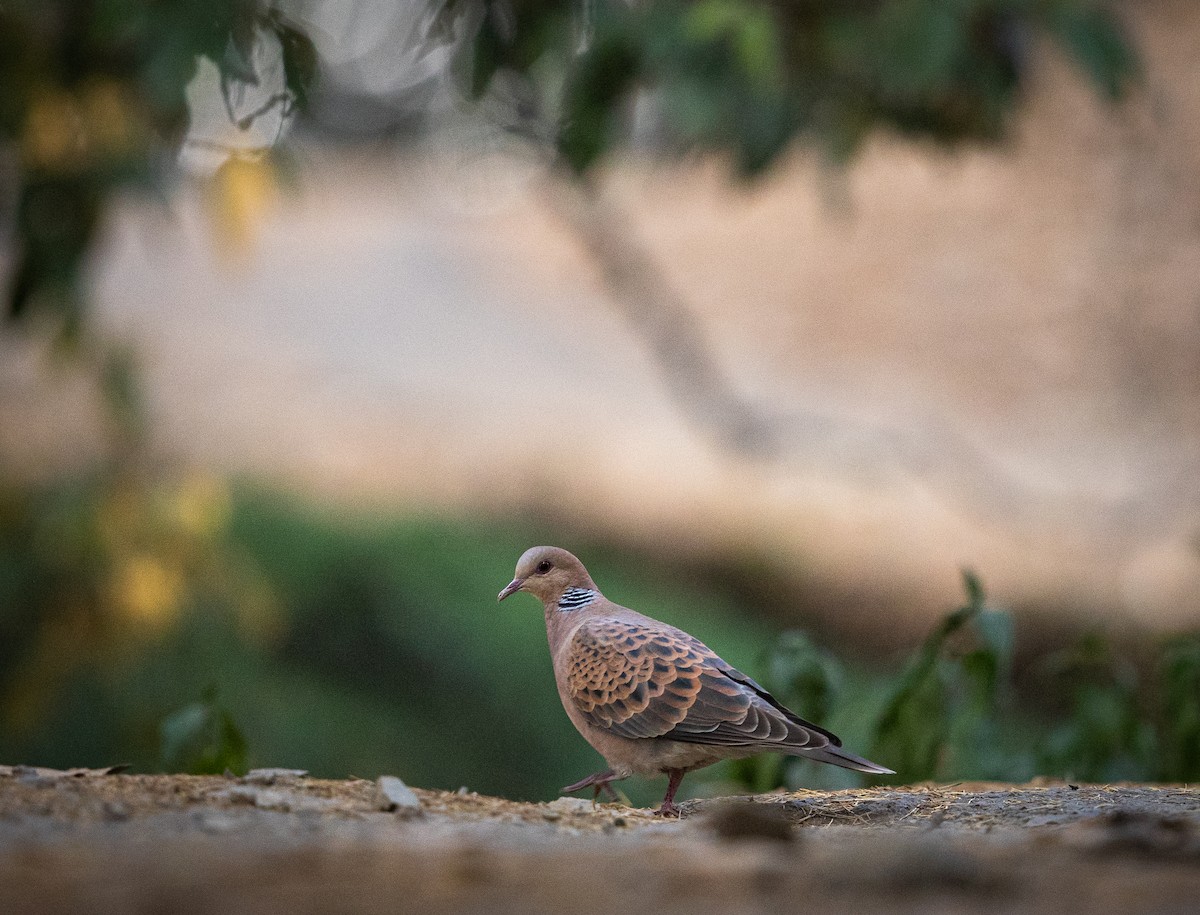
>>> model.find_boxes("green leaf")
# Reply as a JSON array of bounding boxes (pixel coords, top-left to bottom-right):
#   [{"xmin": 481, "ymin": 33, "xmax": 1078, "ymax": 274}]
[
  {"xmin": 99, "ymin": 344, "xmax": 145, "ymax": 442},
  {"xmin": 271, "ymin": 14, "xmax": 319, "ymax": 110},
  {"xmin": 160, "ymin": 687, "xmax": 248, "ymax": 775},
  {"xmin": 767, "ymin": 629, "xmax": 844, "ymax": 726},
  {"xmin": 685, "ymin": 0, "xmax": 781, "ymax": 86},
  {"xmin": 1158, "ymin": 634, "xmax": 1200, "ymax": 780},
  {"xmin": 559, "ymin": 16, "xmax": 640, "ymax": 172},
  {"xmin": 1044, "ymin": 3, "xmax": 1136, "ymax": 100},
  {"xmin": 222, "ymin": 17, "xmax": 261, "ymax": 87},
  {"xmin": 470, "ymin": 12, "xmax": 505, "ymax": 98},
  {"xmin": 870, "ymin": 569, "xmax": 999, "ymax": 780}
]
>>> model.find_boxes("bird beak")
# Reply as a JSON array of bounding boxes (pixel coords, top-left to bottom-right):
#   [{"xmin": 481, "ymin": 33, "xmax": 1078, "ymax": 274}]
[{"xmin": 497, "ymin": 578, "xmax": 524, "ymax": 602}]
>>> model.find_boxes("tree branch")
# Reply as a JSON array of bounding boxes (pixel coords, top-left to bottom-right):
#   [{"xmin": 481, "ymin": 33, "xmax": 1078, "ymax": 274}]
[{"xmin": 547, "ymin": 173, "xmax": 1156, "ymax": 540}]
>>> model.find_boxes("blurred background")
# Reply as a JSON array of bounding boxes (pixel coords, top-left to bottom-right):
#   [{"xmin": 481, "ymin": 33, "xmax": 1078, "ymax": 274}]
[{"xmin": 1, "ymin": 0, "xmax": 1197, "ymax": 803}]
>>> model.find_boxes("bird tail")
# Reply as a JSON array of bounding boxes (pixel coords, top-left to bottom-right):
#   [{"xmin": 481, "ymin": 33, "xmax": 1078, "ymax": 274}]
[{"xmin": 790, "ymin": 744, "xmax": 895, "ymax": 775}]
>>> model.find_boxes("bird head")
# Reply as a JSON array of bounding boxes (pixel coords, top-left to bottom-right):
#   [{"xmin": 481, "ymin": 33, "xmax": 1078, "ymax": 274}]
[{"xmin": 498, "ymin": 545, "xmax": 596, "ymax": 604}]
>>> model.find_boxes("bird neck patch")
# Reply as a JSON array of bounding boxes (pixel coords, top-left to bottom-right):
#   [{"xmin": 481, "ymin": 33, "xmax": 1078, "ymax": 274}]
[{"xmin": 558, "ymin": 588, "xmax": 597, "ymax": 611}]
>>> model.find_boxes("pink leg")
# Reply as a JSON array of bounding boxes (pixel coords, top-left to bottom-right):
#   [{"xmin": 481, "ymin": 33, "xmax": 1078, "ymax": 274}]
[
  {"xmin": 562, "ymin": 769, "xmax": 619, "ymax": 802},
  {"xmin": 655, "ymin": 768, "xmax": 686, "ymax": 817}
]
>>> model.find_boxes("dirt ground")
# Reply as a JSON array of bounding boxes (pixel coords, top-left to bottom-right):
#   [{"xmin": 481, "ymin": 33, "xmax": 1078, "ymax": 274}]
[{"xmin": 1, "ymin": 767, "xmax": 1197, "ymax": 914}]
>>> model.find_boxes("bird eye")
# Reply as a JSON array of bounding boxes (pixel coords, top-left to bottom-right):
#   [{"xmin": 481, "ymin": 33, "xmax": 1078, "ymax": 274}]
[{"xmin": 536, "ymin": 560, "xmax": 552, "ymax": 574}]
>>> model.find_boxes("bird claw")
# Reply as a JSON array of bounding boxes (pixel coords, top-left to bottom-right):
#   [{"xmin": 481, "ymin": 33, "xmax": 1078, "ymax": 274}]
[
  {"xmin": 562, "ymin": 769, "xmax": 618, "ymax": 798},
  {"xmin": 654, "ymin": 802, "xmax": 682, "ymax": 818},
  {"xmin": 562, "ymin": 776, "xmax": 603, "ymax": 793}
]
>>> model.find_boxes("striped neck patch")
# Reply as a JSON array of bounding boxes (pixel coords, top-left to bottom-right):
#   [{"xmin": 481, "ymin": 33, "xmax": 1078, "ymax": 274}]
[{"xmin": 558, "ymin": 588, "xmax": 597, "ymax": 611}]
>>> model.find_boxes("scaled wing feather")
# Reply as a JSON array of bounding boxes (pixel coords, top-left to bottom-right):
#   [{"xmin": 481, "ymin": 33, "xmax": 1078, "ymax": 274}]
[{"xmin": 565, "ymin": 618, "xmax": 836, "ymax": 750}]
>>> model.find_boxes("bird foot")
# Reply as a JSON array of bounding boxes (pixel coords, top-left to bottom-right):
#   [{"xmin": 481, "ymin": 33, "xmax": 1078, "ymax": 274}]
[
  {"xmin": 653, "ymin": 768, "xmax": 686, "ymax": 817},
  {"xmin": 562, "ymin": 769, "xmax": 619, "ymax": 802}
]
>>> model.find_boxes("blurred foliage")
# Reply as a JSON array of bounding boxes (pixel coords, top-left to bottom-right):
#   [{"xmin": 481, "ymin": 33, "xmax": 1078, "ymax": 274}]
[
  {"xmin": 2, "ymin": 472, "xmax": 1197, "ymax": 798},
  {"xmin": 1158, "ymin": 635, "xmax": 1200, "ymax": 782},
  {"xmin": 160, "ymin": 687, "xmax": 248, "ymax": 775},
  {"xmin": 0, "ymin": 475, "xmax": 774, "ymax": 802},
  {"xmin": 463, "ymin": 0, "xmax": 1136, "ymax": 173},
  {"xmin": 718, "ymin": 575, "xmax": 1200, "ymax": 795},
  {"xmin": 1, "ymin": 0, "xmax": 1136, "ymax": 338},
  {"xmin": 0, "ymin": 0, "xmax": 314, "ymax": 334},
  {"xmin": 871, "ymin": 570, "xmax": 1017, "ymax": 781},
  {"xmin": 1036, "ymin": 632, "xmax": 1156, "ymax": 781},
  {"xmin": 725, "ymin": 629, "xmax": 844, "ymax": 793},
  {"xmin": 0, "ymin": 468, "xmax": 280, "ymax": 746}
]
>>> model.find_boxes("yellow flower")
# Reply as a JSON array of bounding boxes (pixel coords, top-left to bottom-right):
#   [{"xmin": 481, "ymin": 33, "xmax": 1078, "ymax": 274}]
[
  {"xmin": 22, "ymin": 89, "xmax": 84, "ymax": 172},
  {"xmin": 112, "ymin": 555, "xmax": 184, "ymax": 627},
  {"xmin": 172, "ymin": 474, "xmax": 233, "ymax": 539},
  {"xmin": 211, "ymin": 155, "xmax": 278, "ymax": 256}
]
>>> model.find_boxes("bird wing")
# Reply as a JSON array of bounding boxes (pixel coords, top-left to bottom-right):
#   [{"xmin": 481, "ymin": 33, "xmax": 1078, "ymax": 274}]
[{"xmin": 565, "ymin": 617, "xmax": 839, "ymax": 749}]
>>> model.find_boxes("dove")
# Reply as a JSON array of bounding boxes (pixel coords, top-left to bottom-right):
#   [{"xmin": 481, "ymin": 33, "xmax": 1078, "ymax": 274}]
[{"xmin": 498, "ymin": 545, "xmax": 894, "ymax": 816}]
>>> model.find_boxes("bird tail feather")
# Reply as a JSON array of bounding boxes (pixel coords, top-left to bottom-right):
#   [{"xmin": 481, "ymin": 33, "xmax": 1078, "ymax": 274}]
[{"xmin": 790, "ymin": 744, "xmax": 895, "ymax": 775}]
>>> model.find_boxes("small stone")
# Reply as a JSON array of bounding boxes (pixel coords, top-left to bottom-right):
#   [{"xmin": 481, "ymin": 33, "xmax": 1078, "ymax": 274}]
[
  {"xmin": 375, "ymin": 776, "xmax": 422, "ymax": 816},
  {"xmin": 543, "ymin": 797, "xmax": 593, "ymax": 815},
  {"xmin": 67, "ymin": 765, "xmax": 130, "ymax": 777},
  {"xmin": 219, "ymin": 786, "xmax": 260, "ymax": 805},
  {"xmin": 243, "ymin": 768, "xmax": 308, "ymax": 785},
  {"xmin": 1, "ymin": 764, "xmax": 127, "ymax": 779},
  {"xmin": 542, "ymin": 810, "xmax": 562, "ymax": 822},
  {"xmin": 196, "ymin": 813, "xmax": 239, "ymax": 834},
  {"xmin": 250, "ymin": 789, "xmax": 293, "ymax": 812},
  {"xmin": 14, "ymin": 767, "xmax": 56, "ymax": 789},
  {"xmin": 102, "ymin": 801, "xmax": 130, "ymax": 822}
]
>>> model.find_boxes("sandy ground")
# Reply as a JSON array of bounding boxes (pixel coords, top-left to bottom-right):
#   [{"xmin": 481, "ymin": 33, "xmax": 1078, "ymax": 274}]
[{"xmin": 1, "ymin": 768, "xmax": 1197, "ymax": 914}]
